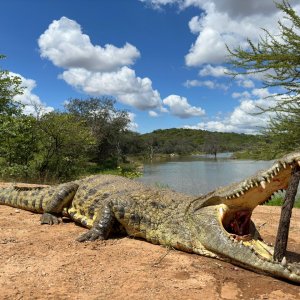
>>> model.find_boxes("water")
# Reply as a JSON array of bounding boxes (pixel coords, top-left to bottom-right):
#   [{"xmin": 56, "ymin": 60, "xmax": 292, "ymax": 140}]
[{"xmin": 137, "ymin": 154, "xmax": 273, "ymax": 196}]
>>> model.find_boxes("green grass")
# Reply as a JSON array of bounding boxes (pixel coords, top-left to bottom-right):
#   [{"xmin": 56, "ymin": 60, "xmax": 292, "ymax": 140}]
[
  {"xmin": 98, "ymin": 167, "xmax": 142, "ymax": 179},
  {"xmin": 154, "ymin": 182, "xmax": 170, "ymax": 189},
  {"xmin": 265, "ymin": 193, "xmax": 300, "ymax": 208}
]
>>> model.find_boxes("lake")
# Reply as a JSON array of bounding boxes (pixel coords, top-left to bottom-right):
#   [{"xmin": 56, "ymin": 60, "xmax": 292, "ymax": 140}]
[{"xmin": 137, "ymin": 154, "xmax": 273, "ymax": 196}]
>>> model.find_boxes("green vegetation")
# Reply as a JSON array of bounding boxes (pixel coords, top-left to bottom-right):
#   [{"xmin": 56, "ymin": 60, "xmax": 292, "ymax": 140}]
[
  {"xmin": 227, "ymin": 0, "xmax": 300, "ymax": 159},
  {"xmin": 138, "ymin": 128, "xmax": 263, "ymax": 159},
  {"xmin": 0, "ymin": 54, "xmax": 279, "ymax": 183},
  {"xmin": 265, "ymin": 193, "xmax": 300, "ymax": 208},
  {"xmin": 1, "ymin": 56, "xmax": 262, "ymax": 183},
  {"xmin": 154, "ymin": 182, "xmax": 170, "ymax": 189},
  {"xmin": 0, "ymin": 57, "xmax": 139, "ymax": 183}
]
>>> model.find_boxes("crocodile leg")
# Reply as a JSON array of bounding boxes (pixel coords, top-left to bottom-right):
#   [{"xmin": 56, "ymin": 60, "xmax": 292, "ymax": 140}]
[
  {"xmin": 40, "ymin": 183, "xmax": 79, "ymax": 225},
  {"xmin": 76, "ymin": 202, "xmax": 116, "ymax": 242}
]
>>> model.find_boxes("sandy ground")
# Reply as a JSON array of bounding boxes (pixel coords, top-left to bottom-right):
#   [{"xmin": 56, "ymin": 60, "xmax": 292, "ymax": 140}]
[{"xmin": 0, "ymin": 183, "xmax": 300, "ymax": 300}]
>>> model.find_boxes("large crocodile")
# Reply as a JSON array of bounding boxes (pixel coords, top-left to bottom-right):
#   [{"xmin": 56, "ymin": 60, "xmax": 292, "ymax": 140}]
[{"xmin": 0, "ymin": 152, "xmax": 300, "ymax": 283}]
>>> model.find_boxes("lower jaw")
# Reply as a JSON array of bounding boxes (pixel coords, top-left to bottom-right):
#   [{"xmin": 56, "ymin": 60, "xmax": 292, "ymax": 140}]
[{"xmin": 230, "ymin": 234, "xmax": 274, "ymax": 260}]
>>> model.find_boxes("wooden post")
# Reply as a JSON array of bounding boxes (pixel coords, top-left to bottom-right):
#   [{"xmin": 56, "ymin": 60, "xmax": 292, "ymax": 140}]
[{"xmin": 274, "ymin": 164, "xmax": 300, "ymax": 262}]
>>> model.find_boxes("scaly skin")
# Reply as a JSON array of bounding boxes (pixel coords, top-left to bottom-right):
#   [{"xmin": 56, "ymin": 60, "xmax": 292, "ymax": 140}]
[{"xmin": 0, "ymin": 152, "xmax": 300, "ymax": 283}]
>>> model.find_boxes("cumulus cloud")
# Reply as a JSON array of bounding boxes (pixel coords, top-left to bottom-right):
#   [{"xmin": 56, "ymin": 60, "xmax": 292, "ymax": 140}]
[
  {"xmin": 39, "ymin": 16, "xmax": 198, "ymax": 117},
  {"xmin": 127, "ymin": 112, "xmax": 139, "ymax": 131},
  {"xmin": 184, "ymin": 88, "xmax": 278, "ymax": 133},
  {"xmin": 163, "ymin": 95, "xmax": 205, "ymax": 118},
  {"xmin": 38, "ymin": 17, "xmax": 140, "ymax": 72},
  {"xmin": 38, "ymin": 17, "xmax": 161, "ymax": 111},
  {"xmin": 140, "ymin": 0, "xmax": 299, "ymax": 67},
  {"xmin": 60, "ymin": 67, "xmax": 161, "ymax": 110},
  {"xmin": 184, "ymin": 79, "xmax": 228, "ymax": 90},
  {"xmin": 198, "ymin": 64, "xmax": 229, "ymax": 77},
  {"xmin": 149, "ymin": 110, "xmax": 159, "ymax": 117},
  {"xmin": 11, "ymin": 72, "xmax": 54, "ymax": 116}
]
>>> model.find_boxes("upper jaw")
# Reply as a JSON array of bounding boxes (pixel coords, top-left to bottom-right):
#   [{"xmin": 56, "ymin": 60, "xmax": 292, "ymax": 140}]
[{"xmin": 219, "ymin": 151, "xmax": 300, "ymax": 205}]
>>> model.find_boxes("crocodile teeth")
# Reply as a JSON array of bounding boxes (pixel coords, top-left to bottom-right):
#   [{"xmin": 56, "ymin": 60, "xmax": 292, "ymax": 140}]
[
  {"xmin": 219, "ymin": 207, "xmax": 225, "ymax": 217},
  {"xmin": 281, "ymin": 256, "xmax": 287, "ymax": 267},
  {"xmin": 240, "ymin": 190, "xmax": 244, "ymax": 195},
  {"xmin": 298, "ymin": 160, "xmax": 300, "ymax": 167},
  {"xmin": 283, "ymin": 162, "xmax": 287, "ymax": 168},
  {"xmin": 260, "ymin": 181, "xmax": 266, "ymax": 189},
  {"xmin": 236, "ymin": 192, "xmax": 240, "ymax": 197}
]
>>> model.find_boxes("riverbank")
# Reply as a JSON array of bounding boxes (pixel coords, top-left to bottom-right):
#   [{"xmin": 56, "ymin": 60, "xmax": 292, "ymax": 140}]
[{"xmin": 0, "ymin": 204, "xmax": 299, "ymax": 299}]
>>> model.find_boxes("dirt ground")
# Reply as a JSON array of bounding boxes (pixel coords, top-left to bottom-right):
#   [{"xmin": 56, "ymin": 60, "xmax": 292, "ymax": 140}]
[{"xmin": 0, "ymin": 183, "xmax": 300, "ymax": 300}]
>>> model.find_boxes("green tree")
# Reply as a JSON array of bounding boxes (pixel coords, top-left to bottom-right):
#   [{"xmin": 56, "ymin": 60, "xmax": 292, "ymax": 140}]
[
  {"xmin": 0, "ymin": 115, "xmax": 39, "ymax": 181},
  {"xmin": 65, "ymin": 97, "xmax": 130, "ymax": 167},
  {"xmin": 227, "ymin": 0, "xmax": 300, "ymax": 155},
  {"xmin": 36, "ymin": 112, "xmax": 95, "ymax": 181},
  {"xmin": 0, "ymin": 55, "xmax": 23, "ymax": 116},
  {"xmin": 0, "ymin": 115, "xmax": 38, "ymax": 166}
]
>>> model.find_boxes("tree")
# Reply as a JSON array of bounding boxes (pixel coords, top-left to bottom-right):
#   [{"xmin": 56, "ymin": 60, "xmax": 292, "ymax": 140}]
[
  {"xmin": 227, "ymin": 0, "xmax": 300, "ymax": 155},
  {"xmin": 0, "ymin": 55, "xmax": 23, "ymax": 116},
  {"xmin": 36, "ymin": 112, "xmax": 95, "ymax": 181},
  {"xmin": 65, "ymin": 97, "xmax": 130, "ymax": 167},
  {"xmin": 0, "ymin": 115, "xmax": 38, "ymax": 166},
  {"xmin": 202, "ymin": 134, "xmax": 222, "ymax": 158}
]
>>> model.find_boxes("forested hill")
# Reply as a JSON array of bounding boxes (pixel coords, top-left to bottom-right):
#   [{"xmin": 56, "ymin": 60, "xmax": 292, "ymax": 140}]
[{"xmin": 136, "ymin": 128, "xmax": 263, "ymax": 156}]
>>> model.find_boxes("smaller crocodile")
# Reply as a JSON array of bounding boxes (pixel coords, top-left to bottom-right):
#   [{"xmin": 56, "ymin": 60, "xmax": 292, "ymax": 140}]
[{"xmin": 0, "ymin": 152, "xmax": 300, "ymax": 283}]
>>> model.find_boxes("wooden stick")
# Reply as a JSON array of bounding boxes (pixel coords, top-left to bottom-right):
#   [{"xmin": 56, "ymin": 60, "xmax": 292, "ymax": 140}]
[{"xmin": 274, "ymin": 164, "xmax": 300, "ymax": 261}]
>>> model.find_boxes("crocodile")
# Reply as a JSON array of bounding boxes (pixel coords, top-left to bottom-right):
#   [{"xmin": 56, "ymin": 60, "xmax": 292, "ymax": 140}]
[{"xmin": 0, "ymin": 152, "xmax": 300, "ymax": 283}]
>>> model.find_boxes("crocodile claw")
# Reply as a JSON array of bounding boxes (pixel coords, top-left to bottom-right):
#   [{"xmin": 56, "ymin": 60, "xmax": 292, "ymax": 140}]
[
  {"xmin": 76, "ymin": 229, "xmax": 105, "ymax": 242},
  {"xmin": 40, "ymin": 213, "xmax": 61, "ymax": 225}
]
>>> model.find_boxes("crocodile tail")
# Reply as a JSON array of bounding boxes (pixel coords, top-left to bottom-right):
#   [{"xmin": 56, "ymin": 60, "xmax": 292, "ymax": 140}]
[{"xmin": 0, "ymin": 186, "xmax": 57, "ymax": 213}]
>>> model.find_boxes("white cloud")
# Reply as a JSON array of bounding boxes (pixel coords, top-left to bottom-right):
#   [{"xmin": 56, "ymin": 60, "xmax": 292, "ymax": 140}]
[
  {"xmin": 239, "ymin": 79, "xmax": 255, "ymax": 89},
  {"xmin": 184, "ymin": 79, "xmax": 228, "ymax": 90},
  {"xmin": 60, "ymin": 67, "xmax": 161, "ymax": 110},
  {"xmin": 252, "ymin": 88, "xmax": 271, "ymax": 99},
  {"xmin": 198, "ymin": 64, "xmax": 229, "ymax": 77},
  {"xmin": 149, "ymin": 110, "xmax": 159, "ymax": 117},
  {"xmin": 163, "ymin": 94, "xmax": 205, "ymax": 118},
  {"xmin": 127, "ymin": 112, "xmax": 139, "ymax": 131},
  {"xmin": 39, "ymin": 17, "xmax": 161, "ymax": 111},
  {"xmin": 141, "ymin": 0, "xmax": 300, "ymax": 67},
  {"xmin": 184, "ymin": 88, "xmax": 279, "ymax": 133},
  {"xmin": 232, "ymin": 91, "xmax": 251, "ymax": 99},
  {"xmin": 39, "ymin": 16, "xmax": 198, "ymax": 117},
  {"xmin": 188, "ymin": 16, "xmax": 203, "ymax": 34},
  {"xmin": 11, "ymin": 72, "xmax": 53, "ymax": 116},
  {"xmin": 38, "ymin": 17, "xmax": 140, "ymax": 72}
]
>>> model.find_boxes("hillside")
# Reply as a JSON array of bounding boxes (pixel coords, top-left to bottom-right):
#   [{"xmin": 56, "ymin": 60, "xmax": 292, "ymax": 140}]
[{"xmin": 137, "ymin": 128, "xmax": 263, "ymax": 156}]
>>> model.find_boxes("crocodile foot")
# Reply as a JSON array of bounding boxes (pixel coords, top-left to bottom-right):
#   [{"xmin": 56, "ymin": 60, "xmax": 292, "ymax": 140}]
[
  {"xmin": 40, "ymin": 213, "xmax": 61, "ymax": 225},
  {"xmin": 76, "ymin": 229, "xmax": 105, "ymax": 242}
]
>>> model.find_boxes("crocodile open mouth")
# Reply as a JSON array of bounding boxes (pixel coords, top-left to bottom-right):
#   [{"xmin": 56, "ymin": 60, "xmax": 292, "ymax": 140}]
[{"xmin": 222, "ymin": 209, "xmax": 253, "ymax": 240}]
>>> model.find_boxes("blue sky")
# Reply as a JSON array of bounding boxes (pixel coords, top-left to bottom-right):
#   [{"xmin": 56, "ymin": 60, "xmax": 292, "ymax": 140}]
[{"xmin": 1, "ymin": 0, "xmax": 299, "ymax": 133}]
